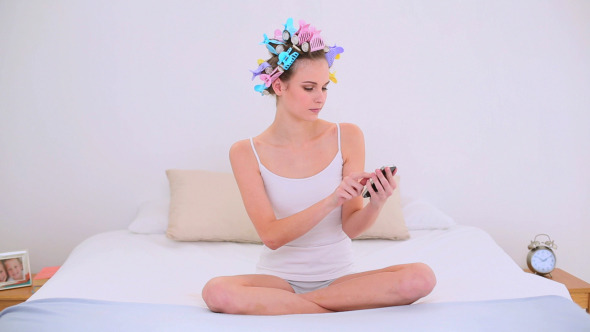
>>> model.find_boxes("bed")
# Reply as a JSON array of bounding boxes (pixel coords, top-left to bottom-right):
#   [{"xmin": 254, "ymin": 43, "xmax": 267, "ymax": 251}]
[{"xmin": 1, "ymin": 170, "xmax": 589, "ymax": 331}]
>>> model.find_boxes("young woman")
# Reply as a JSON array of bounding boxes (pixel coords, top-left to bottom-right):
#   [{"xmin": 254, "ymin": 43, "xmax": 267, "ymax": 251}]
[{"xmin": 202, "ymin": 19, "xmax": 436, "ymax": 315}]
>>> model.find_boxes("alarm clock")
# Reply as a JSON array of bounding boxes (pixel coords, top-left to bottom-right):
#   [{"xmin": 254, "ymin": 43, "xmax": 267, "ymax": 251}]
[{"xmin": 526, "ymin": 234, "xmax": 557, "ymax": 276}]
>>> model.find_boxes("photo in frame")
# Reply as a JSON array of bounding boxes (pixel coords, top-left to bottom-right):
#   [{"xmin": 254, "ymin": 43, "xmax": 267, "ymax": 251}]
[{"xmin": 0, "ymin": 250, "xmax": 32, "ymax": 291}]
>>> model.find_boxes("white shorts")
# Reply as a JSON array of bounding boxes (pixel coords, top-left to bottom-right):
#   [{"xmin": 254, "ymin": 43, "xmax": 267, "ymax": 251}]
[{"xmin": 286, "ymin": 279, "xmax": 336, "ymax": 294}]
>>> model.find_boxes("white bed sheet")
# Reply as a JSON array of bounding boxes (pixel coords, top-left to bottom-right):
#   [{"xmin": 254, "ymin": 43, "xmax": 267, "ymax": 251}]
[{"xmin": 30, "ymin": 225, "xmax": 570, "ymax": 308}]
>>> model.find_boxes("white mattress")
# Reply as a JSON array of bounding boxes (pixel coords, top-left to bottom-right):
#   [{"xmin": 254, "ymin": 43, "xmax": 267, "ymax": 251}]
[{"xmin": 30, "ymin": 225, "xmax": 570, "ymax": 308}]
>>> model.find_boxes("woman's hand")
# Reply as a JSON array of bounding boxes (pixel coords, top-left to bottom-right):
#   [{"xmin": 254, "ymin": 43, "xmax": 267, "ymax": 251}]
[
  {"xmin": 363, "ymin": 167, "xmax": 397, "ymax": 208},
  {"xmin": 331, "ymin": 172, "xmax": 372, "ymax": 207}
]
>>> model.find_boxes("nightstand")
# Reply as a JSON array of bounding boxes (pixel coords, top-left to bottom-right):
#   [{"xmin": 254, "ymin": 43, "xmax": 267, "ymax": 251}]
[
  {"xmin": 526, "ymin": 268, "xmax": 590, "ymax": 313},
  {"xmin": 0, "ymin": 285, "xmax": 32, "ymax": 311},
  {"xmin": 0, "ymin": 276, "xmax": 43, "ymax": 311}
]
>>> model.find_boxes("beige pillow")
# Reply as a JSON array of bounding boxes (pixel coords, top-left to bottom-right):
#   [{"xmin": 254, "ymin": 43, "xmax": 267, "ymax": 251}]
[
  {"xmin": 166, "ymin": 170, "xmax": 408, "ymax": 242},
  {"xmin": 166, "ymin": 169, "xmax": 261, "ymax": 243},
  {"xmin": 355, "ymin": 175, "xmax": 410, "ymax": 240}
]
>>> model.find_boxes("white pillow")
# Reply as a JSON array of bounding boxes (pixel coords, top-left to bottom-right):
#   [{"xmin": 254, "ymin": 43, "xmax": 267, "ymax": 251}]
[
  {"xmin": 128, "ymin": 170, "xmax": 418, "ymax": 241},
  {"xmin": 126, "ymin": 197, "xmax": 455, "ymax": 235},
  {"xmin": 401, "ymin": 198, "xmax": 456, "ymax": 230},
  {"xmin": 128, "ymin": 199, "xmax": 169, "ymax": 234}
]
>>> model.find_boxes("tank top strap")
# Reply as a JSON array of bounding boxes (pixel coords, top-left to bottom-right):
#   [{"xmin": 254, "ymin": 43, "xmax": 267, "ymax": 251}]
[
  {"xmin": 336, "ymin": 123, "xmax": 341, "ymax": 152},
  {"xmin": 249, "ymin": 137, "xmax": 262, "ymax": 166}
]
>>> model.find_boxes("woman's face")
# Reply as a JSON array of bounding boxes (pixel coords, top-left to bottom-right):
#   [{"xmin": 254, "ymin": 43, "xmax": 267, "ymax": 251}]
[
  {"xmin": 0, "ymin": 263, "xmax": 7, "ymax": 282},
  {"xmin": 276, "ymin": 58, "xmax": 330, "ymax": 120}
]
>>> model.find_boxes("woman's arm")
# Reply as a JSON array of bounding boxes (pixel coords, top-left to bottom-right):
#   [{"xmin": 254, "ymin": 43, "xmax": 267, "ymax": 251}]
[
  {"xmin": 229, "ymin": 139, "xmax": 341, "ymax": 250},
  {"xmin": 340, "ymin": 124, "xmax": 397, "ymax": 238}
]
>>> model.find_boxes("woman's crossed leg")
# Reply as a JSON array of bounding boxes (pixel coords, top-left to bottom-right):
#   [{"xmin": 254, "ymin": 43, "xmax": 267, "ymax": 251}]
[{"xmin": 202, "ymin": 263, "xmax": 436, "ymax": 315}]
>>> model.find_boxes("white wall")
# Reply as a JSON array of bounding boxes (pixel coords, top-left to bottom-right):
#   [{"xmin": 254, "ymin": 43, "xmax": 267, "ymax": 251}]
[{"xmin": 1, "ymin": 1, "xmax": 589, "ymax": 281}]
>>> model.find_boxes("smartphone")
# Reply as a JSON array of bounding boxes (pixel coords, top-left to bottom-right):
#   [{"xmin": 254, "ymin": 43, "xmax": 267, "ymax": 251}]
[{"xmin": 362, "ymin": 165, "xmax": 397, "ymax": 198}]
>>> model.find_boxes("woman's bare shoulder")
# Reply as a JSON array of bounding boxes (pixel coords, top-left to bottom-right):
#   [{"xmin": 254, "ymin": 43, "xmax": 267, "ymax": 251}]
[
  {"xmin": 339, "ymin": 122, "xmax": 364, "ymax": 141},
  {"xmin": 229, "ymin": 139, "xmax": 255, "ymax": 166},
  {"xmin": 338, "ymin": 123, "xmax": 365, "ymax": 166},
  {"xmin": 230, "ymin": 138, "xmax": 251, "ymax": 155}
]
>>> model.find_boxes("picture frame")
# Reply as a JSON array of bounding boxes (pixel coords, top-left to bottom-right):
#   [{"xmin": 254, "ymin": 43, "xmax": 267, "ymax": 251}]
[{"xmin": 0, "ymin": 250, "xmax": 32, "ymax": 291}]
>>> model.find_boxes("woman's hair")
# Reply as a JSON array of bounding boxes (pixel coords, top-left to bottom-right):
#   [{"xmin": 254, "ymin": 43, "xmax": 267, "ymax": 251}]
[
  {"xmin": 251, "ymin": 18, "xmax": 344, "ymax": 96},
  {"xmin": 264, "ymin": 49, "xmax": 326, "ymax": 95}
]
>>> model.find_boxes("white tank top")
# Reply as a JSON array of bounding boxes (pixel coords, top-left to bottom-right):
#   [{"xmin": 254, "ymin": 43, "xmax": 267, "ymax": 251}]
[{"xmin": 249, "ymin": 123, "xmax": 353, "ymax": 281}]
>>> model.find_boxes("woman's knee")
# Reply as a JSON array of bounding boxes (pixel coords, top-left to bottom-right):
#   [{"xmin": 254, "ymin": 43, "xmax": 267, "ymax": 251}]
[
  {"xmin": 397, "ymin": 263, "xmax": 436, "ymax": 302},
  {"xmin": 202, "ymin": 276, "xmax": 239, "ymax": 313}
]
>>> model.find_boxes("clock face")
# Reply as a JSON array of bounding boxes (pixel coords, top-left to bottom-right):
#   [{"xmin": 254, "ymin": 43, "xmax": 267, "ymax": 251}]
[{"xmin": 530, "ymin": 248, "xmax": 556, "ymax": 274}]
